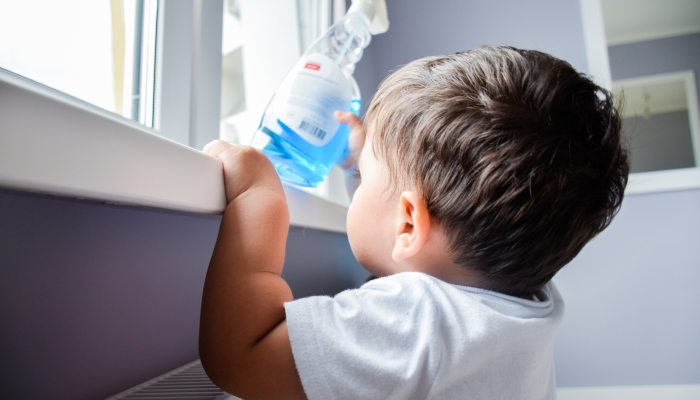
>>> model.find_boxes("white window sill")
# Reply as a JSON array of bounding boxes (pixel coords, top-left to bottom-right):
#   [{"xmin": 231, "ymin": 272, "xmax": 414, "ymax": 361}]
[
  {"xmin": 626, "ymin": 168, "xmax": 700, "ymax": 196},
  {"xmin": 0, "ymin": 68, "xmax": 347, "ymax": 233},
  {"xmin": 557, "ymin": 384, "xmax": 700, "ymax": 400}
]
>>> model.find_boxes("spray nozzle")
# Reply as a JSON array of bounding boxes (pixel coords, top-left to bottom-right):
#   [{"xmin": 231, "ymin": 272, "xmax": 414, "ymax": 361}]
[{"xmin": 347, "ymin": 0, "xmax": 389, "ymax": 35}]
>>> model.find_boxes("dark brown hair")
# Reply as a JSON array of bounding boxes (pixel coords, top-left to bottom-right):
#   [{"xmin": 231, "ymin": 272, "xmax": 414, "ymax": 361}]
[{"xmin": 366, "ymin": 46, "xmax": 629, "ymax": 296}]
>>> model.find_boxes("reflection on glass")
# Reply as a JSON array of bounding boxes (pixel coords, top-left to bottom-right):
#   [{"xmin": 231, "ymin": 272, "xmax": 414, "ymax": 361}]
[
  {"xmin": 614, "ymin": 73, "xmax": 699, "ymax": 173},
  {"xmin": 0, "ymin": 0, "xmax": 157, "ymax": 127}
]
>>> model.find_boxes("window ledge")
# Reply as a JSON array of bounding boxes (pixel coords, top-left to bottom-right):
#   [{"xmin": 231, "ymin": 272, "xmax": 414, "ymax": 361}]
[
  {"xmin": 0, "ymin": 69, "xmax": 347, "ymax": 233},
  {"xmin": 626, "ymin": 168, "xmax": 700, "ymax": 196}
]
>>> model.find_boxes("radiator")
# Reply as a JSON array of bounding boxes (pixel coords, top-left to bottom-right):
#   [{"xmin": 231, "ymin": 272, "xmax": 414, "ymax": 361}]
[{"xmin": 106, "ymin": 359, "xmax": 240, "ymax": 400}]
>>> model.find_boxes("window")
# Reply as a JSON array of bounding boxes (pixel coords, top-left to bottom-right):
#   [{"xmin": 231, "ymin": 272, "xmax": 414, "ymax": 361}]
[
  {"xmin": 0, "ymin": 0, "xmax": 349, "ymax": 231},
  {"xmin": 219, "ymin": 0, "xmax": 352, "ymax": 206},
  {"xmin": 0, "ymin": 0, "xmax": 158, "ymax": 127}
]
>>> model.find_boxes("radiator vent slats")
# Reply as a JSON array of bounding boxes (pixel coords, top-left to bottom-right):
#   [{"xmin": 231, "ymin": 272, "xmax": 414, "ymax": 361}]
[{"xmin": 106, "ymin": 360, "xmax": 238, "ymax": 400}]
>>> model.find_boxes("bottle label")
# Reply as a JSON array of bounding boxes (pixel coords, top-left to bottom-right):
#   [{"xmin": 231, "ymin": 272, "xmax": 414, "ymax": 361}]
[{"xmin": 273, "ymin": 53, "xmax": 353, "ymax": 147}]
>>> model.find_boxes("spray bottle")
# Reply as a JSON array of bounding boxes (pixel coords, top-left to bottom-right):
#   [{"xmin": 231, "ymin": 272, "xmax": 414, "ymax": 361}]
[{"xmin": 252, "ymin": 0, "xmax": 389, "ymax": 187}]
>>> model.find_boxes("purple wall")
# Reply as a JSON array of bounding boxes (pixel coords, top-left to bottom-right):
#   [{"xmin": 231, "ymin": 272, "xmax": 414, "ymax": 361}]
[
  {"xmin": 353, "ymin": 0, "xmax": 588, "ymax": 109},
  {"xmin": 0, "ymin": 189, "xmax": 365, "ymax": 399},
  {"xmin": 554, "ymin": 188, "xmax": 700, "ymax": 386}
]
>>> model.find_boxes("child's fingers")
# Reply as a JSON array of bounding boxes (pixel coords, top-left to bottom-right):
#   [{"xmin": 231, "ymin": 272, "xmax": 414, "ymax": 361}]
[
  {"xmin": 334, "ymin": 111, "xmax": 365, "ymax": 140},
  {"xmin": 335, "ymin": 110, "xmax": 362, "ymax": 128},
  {"xmin": 337, "ymin": 112, "xmax": 365, "ymax": 141},
  {"xmin": 203, "ymin": 139, "xmax": 234, "ymax": 158},
  {"xmin": 334, "ymin": 110, "xmax": 350, "ymax": 122},
  {"xmin": 203, "ymin": 142, "xmax": 278, "ymax": 203},
  {"xmin": 334, "ymin": 110, "xmax": 366, "ymax": 170}
]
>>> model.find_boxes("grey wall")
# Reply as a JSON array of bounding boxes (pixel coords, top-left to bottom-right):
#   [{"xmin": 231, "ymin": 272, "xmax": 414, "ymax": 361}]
[
  {"xmin": 608, "ymin": 33, "xmax": 700, "ymax": 99},
  {"xmin": 553, "ymin": 188, "xmax": 700, "ymax": 386},
  {"xmin": 284, "ymin": 226, "xmax": 370, "ymax": 298},
  {"xmin": 0, "ymin": 188, "xmax": 365, "ymax": 399},
  {"xmin": 353, "ymin": 0, "xmax": 589, "ymax": 108}
]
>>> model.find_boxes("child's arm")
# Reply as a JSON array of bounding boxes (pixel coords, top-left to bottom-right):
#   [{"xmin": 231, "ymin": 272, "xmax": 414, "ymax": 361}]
[{"xmin": 199, "ymin": 141, "xmax": 306, "ymax": 400}]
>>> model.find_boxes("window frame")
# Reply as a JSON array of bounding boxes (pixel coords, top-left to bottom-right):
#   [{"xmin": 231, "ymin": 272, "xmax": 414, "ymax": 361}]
[
  {"xmin": 154, "ymin": 0, "xmax": 223, "ymax": 149},
  {"xmin": 0, "ymin": 0, "xmax": 348, "ymax": 233}
]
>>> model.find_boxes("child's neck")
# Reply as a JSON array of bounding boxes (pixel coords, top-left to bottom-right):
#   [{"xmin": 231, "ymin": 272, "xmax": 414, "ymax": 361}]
[
  {"xmin": 396, "ymin": 224, "xmax": 486, "ymax": 289},
  {"xmin": 418, "ymin": 258, "xmax": 486, "ymax": 289}
]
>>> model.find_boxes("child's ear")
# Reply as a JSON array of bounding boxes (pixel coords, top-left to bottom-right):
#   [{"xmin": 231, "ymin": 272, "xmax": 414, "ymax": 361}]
[{"xmin": 392, "ymin": 191, "xmax": 430, "ymax": 262}]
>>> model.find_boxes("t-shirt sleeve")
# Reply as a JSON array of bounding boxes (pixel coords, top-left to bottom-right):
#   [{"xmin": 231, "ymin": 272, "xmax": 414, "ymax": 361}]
[{"xmin": 284, "ymin": 275, "xmax": 442, "ymax": 400}]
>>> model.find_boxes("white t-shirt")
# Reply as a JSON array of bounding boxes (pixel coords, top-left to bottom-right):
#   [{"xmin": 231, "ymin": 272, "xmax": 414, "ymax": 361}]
[{"xmin": 285, "ymin": 272, "xmax": 563, "ymax": 400}]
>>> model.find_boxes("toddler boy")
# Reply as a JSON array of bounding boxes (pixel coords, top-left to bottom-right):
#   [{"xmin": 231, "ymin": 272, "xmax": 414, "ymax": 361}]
[{"xmin": 199, "ymin": 46, "xmax": 629, "ymax": 399}]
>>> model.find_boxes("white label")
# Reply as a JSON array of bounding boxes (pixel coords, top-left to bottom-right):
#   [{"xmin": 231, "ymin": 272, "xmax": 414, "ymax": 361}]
[{"xmin": 273, "ymin": 53, "xmax": 353, "ymax": 146}]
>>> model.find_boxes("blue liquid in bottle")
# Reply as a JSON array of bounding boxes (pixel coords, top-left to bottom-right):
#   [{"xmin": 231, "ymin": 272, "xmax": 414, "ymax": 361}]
[
  {"xmin": 259, "ymin": 99, "xmax": 361, "ymax": 187},
  {"xmin": 252, "ymin": 10, "xmax": 372, "ymax": 187}
]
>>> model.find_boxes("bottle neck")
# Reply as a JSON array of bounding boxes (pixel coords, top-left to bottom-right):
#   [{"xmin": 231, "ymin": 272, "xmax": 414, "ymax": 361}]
[{"xmin": 336, "ymin": 12, "xmax": 371, "ymax": 75}]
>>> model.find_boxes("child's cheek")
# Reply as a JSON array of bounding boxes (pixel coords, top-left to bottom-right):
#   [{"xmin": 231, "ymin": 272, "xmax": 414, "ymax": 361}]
[{"xmin": 346, "ymin": 189, "xmax": 372, "ymax": 261}]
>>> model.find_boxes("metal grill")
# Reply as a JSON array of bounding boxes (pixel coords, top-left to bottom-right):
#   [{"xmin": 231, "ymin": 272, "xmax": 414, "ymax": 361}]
[{"xmin": 106, "ymin": 360, "xmax": 239, "ymax": 400}]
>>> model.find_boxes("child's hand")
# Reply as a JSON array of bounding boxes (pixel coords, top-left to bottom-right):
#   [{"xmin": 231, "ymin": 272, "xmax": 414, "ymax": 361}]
[
  {"xmin": 335, "ymin": 110, "xmax": 366, "ymax": 170},
  {"xmin": 203, "ymin": 140, "xmax": 283, "ymax": 204}
]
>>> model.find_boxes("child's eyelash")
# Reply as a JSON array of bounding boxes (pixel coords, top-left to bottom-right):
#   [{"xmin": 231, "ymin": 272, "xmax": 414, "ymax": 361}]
[{"xmin": 352, "ymin": 168, "xmax": 361, "ymax": 179}]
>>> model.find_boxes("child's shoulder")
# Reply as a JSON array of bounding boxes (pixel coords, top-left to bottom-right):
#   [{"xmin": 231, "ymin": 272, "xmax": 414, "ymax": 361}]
[
  {"xmin": 284, "ymin": 272, "xmax": 563, "ymax": 399},
  {"xmin": 352, "ymin": 271, "xmax": 476, "ymax": 312},
  {"xmin": 358, "ymin": 271, "xmax": 561, "ymax": 319}
]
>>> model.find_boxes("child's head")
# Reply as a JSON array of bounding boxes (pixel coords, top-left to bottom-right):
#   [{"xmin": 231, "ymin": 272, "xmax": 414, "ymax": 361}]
[{"xmin": 351, "ymin": 46, "xmax": 629, "ymax": 297}]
